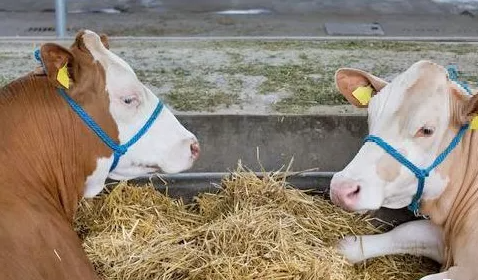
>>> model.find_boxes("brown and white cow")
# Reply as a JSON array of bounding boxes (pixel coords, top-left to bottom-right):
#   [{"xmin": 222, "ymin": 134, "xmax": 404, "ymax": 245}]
[
  {"xmin": 0, "ymin": 30, "xmax": 199, "ymax": 279},
  {"xmin": 330, "ymin": 60, "xmax": 478, "ymax": 280}
]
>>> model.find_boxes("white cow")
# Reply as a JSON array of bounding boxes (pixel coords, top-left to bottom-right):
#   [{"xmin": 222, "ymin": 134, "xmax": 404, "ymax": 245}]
[
  {"xmin": 330, "ymin": 60, "xmax": 478, "ymax": 280},
  {"xmin": 80, "ymin": 30, "xmax": 201, "ymax": 197}
]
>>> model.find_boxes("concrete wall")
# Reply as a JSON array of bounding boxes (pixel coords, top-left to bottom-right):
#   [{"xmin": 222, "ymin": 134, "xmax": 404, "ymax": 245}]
[{"xmin": 178, "ymin": 114, "xmax": 368, "ymax": 173}]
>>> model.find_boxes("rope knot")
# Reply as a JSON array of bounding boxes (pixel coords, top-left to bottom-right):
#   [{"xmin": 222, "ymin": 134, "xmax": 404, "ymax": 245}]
[
  {"xmin": 34, "ymin": 48, "xmax": 42, "ymax": 63},
  {"xmin": 115, "ymin": 146, "xmax": 128, "ymax": 156},
  {"xmin": 420, "ymin": 169, "xmax": 430, "ymax": 178}
]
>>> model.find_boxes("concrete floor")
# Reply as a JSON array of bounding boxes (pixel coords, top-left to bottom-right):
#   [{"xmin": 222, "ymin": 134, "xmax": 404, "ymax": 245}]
[
  {"xmin": 1, "ymin": 0, "xmax": 478, "ymax": 37},
  {"xmin": 0, "ymin": 0, "xmax": 473, "ymax": 14}
]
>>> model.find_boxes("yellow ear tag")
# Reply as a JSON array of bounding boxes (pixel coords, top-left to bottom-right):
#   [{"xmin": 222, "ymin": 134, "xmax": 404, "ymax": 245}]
[
  {"xmin": 352, "ymin": 85, "xmax": 373, "ymax": 106},
  {"xmin": 56, "ymin": 64, "xmax": 70, "ymax": 89},
  {"xmin": 470, "ymin": 116, "xmax": 478, "ymax": 130}
]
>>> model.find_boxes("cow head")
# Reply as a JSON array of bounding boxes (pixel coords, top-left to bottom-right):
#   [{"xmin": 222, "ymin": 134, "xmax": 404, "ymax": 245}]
[
  {"xmin": 329, "ymin": 60, "xmax": 475, "ymax": 212},
  {"xmin": 39, "ymin": 30, "xmax": 200, "ymax": 197}
]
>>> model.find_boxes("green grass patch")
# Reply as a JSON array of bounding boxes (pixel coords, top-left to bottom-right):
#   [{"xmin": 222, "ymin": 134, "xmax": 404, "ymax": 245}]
[
  {"xmin": 298, "ymin": 53, "xmax": 308, "ymax": 60},
  {"xmin": 221, "ymin": 62, "xmax": 347, "ymax": 112},
  {"xmin": 166, "ymin": 77, "xmax": 239, "ymax": 111},
  {"xmin": 226, "ymin": 52, "xmax": 244, "ymax": 64},
  {"xmin": 227, "ymin": 75, "xmax": 244, "ymax": 90},
  {"xmin": 135, "ymin": 68, "xmax": 240, "ymax": 111},
  {"xmin": 0, "ymin": 76, "xmax": 12, "ymax": 88},
  {"xmin": 212, "ymin": 40, "xmax": 478, "ymax": 54},
  {"xmin": 318, "ymin": 41, "xmax": 478, "ymax": 55},
  {"xmin": 273, "ymin": 71, "xmax": 344, "ymax": 113},
  {"xmin": 370, "ymin": 63, "xmax": 396, "ymax": 78},
  {"xmin": 127, "ymin": 40, "xmax": 478, "ymax": 112},
  {"xmin": 122, "ymin": 40, "xmax": 478, "ymax": 55}
]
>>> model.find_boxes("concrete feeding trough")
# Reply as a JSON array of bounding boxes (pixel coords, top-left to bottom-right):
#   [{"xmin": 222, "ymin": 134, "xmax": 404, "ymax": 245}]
[
  {"xmin": 325, "ymin": 22, "xmax": 385, "ymax": 36},
  {"xmin": 116, "ymin": 113, "xmax": 416, "ymax": 226}
]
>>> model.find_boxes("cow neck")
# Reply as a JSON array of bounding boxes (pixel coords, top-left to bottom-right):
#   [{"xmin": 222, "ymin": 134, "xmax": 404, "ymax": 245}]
[
  {"xmin": 421, "ymin": 99, "xmax": 478, "ymax": 270},
  {"xmin": 0, "ymin": 75, "xmax": 113, "ymax": 222}
]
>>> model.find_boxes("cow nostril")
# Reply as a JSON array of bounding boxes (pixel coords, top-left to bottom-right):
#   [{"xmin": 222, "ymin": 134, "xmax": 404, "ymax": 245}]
[
  {"xmin": 190, "ymin": 142, "xmax": 200, "ymax": 159},
  {"xmin": 347, "ymin": 185, "xmax": 361, "ymax": 198}
]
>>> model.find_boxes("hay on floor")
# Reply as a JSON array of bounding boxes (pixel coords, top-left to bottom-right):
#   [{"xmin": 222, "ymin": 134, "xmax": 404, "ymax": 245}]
[{"xmin": 74, "ymin": 168, "xmax": 439, "ymax": 280}]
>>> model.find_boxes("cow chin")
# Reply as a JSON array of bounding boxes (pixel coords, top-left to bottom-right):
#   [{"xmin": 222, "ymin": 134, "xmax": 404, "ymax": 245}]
[
  {"xmin": 108, "ymin": 166, "xmax": 157, "ymax": 181},
  {"xmin": 382, "ymin": 193, "xmax": 414, "ymax": 209},
  {"xmin": 381, "ymin": 198, "xmax": 409, "ymax": 209},
  {"xmin": 159, "ymin": 158, "xmax": 195, "ymax": 174},
  {"xmin": 109, "ymin": 158, "xmax": 194, "ymax": 181},
  {"xmin": 348, "ymin": 200, "xmax": 383, "ymax": 213}
]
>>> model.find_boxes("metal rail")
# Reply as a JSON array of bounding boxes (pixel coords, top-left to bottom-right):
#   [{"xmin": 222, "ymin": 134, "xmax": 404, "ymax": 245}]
[
  {"xmin": 151, "ymin": 171, "xmax": 336, "ymax": 180},
  {"xmin": 55, "ymin": 0, "xmax": 67, "ymax": 38}
]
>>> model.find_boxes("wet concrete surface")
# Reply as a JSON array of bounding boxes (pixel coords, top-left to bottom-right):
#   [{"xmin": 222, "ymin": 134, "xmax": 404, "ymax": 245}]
[
  {"xmin": 1, "ymin": 0, "xmax": 478, "ymax": 37},
  {"xmin": 0, "ymin": 0, "xmax": 472, "ymax": 14},
  {"xmin": 2, "ymin": 11, "xmax": 478, "ymax": 37}
]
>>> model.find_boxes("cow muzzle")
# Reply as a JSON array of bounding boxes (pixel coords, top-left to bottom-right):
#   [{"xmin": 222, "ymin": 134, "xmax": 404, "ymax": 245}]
[{"xmin": 330, "ymin": 178, "xmax": 361, "ymax": 211}]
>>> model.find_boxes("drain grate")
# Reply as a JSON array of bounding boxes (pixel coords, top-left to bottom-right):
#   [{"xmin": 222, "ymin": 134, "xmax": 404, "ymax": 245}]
[
  {"xmin": 26, "ymin": 27, "xmax": 73, "ymax": 33},
  {"xmin": 325, "ymin": 22, "xmax": 384, "ymax": 36}
]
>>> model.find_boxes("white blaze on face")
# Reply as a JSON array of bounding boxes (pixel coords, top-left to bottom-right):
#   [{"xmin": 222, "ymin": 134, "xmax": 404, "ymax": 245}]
[
  {"xmin": 82, "ymin": 30, "xmax": 198, "ymax": 197},
  {"xmin": 330, "ymin": 61, "xmax": 456, "ymax": 212}
]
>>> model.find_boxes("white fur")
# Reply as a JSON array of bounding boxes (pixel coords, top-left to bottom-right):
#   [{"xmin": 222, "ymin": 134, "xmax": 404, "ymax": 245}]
[
  {"xmin": 331, "ymin": 61, "xmax": 463, "ymax": 276},
  {"xmin": 419, "ymin": 271, "xmax": 450, "ymax": 280},
  {"xmin": 84, "ymin": 157, "xmax": 113, "ymax": 198},
  {"xmin": 419, "ymin": 266, "xmax": 472, "ymax": 280},
  {"xmin": 338, "ymin": 220, "xmax": 444, "ymax": 264},
  {"xmin": 331, "ymin": 61, "xmax": 453, "ymax": 211},
  {"xmin": 81, "ymin": 30, "xmax": 197, "ymax": 197}
]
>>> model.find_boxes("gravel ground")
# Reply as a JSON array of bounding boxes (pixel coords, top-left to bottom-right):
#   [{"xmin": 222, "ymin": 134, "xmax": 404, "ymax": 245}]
[{"xmin": 1, "ymin": 39, "xmax": 478, "ymax": 114}]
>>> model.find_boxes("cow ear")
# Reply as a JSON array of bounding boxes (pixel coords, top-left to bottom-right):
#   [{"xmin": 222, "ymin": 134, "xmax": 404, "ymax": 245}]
[
  {"xmin": 459, "ymin": 90, "xmax": 478, "ymax": 125},
  {"xmin": 99, "ymin": 33, "xmax": 110, "ymax": 50},
  {"xmin": 335, "ymin": 68, "xmax": 388, "ymax": 108},
  {"xmin": 40, "ymin": 43, "xmax": 74, "ymax": 90}
]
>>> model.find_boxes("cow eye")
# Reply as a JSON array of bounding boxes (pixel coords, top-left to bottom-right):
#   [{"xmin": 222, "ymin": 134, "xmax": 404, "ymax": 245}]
[
  {"xmin": 416, "ymin": 126, "xmax": 435, "ymax": 137},
  {"xmin": 121, "ymin": 95, "xmax": 139, "ymax": 106}
]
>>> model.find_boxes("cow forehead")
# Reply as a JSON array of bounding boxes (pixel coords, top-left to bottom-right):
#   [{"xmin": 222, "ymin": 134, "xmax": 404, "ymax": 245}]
[
  {"xmin": 81, "ymin": 30, "xmax": 136, "ymax": 78},
  {"xmin": 368, "ymin": 61, "xmax": 449, "ymax": 133}
]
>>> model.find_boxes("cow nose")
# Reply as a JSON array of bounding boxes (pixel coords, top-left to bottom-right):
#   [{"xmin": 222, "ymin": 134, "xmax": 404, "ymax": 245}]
[
  {"xmin": 190, "ymin": 141, "xmax": 200, "ymax": 160},
  {"xmin": 330, "ymin": 179, "xmax": 361, "ymax": 210}
]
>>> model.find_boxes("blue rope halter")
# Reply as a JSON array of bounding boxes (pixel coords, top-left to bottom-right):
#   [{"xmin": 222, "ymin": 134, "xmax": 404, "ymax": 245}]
[
  {"xmin": 447, "ymin": 65, "xmax": 472, "ymax": 94},
  {"xmin": 363, "ymin": 65, "xmax": 472, "ymax": 216},
  {"xmin": 34, "ymin": 49, "xmax": 164, "ymax": 172}
]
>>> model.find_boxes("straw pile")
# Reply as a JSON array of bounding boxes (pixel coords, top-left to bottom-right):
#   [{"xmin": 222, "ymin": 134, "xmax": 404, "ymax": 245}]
[{"xmin": 74, "ymin": 168, "xmax": 439, "ymax": 280}]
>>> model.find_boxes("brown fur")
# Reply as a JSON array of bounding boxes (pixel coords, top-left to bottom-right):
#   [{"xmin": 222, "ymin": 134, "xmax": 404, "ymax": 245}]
[
  {"xmin": 0, "ymin": 31, "xmax": 117, "ymax": 280},
  {"xmin": 420, "ymin": 85, "xmax": 478, "ymax": 276}
]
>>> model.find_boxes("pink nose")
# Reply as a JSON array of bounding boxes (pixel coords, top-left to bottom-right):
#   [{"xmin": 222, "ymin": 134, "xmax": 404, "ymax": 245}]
[
  {"xmin": 330, "ymin": 179, "xmax": 361, "ymax": 210},
  {"xmin": 190, "ymin": 141, "xmax": 200, "ymax": 160}
]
